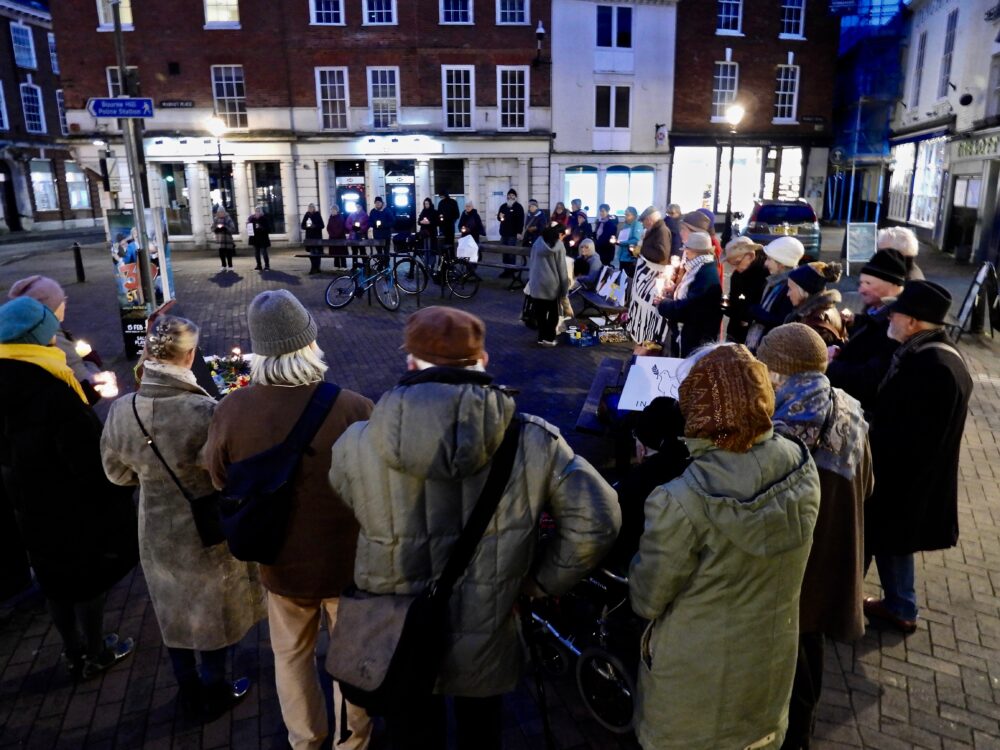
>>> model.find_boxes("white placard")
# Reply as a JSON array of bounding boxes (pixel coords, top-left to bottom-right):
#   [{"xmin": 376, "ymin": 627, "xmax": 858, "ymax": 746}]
[
  {"xmin": 625, "ymin": 256, "xmax": 671, "ymax": 344},
  {"xmin": 618, "ymin": 356, "xmax": 686, "ymax": 411}
]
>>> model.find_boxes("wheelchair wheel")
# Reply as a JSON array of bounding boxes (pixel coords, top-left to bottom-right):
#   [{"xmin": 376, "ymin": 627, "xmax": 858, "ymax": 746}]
[
  {"xmin": 575, "ymin": 647, "xmax": 636, "ymax": 734},
  {"xmin": 325, "ymin": 276, "xmax": 356, "ymax": 309},
  {"xmin": 446, "ymin": 260, "xmax": 480, "ymax": 299},
  {"xmin": 394, "ymin": 257, "xmax": 429, "ymax": 295}
]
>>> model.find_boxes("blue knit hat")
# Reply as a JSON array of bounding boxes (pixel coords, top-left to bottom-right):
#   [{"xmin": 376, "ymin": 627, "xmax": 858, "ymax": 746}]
[{"xmin": 0, "ymin": 297, "xmax": 59, "ymax": 345}]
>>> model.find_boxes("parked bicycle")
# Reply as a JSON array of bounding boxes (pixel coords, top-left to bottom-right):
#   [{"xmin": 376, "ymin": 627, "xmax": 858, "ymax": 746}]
[
  {"xmin": 325, "ymin": 254, "xmax": 400, "ymax": 311},
  {"xmin": 390, "ymin": 233, "xmax": 479, "ymax": 300}
]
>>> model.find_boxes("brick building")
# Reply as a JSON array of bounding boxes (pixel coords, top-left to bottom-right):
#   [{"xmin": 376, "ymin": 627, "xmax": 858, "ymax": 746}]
[
  {"xmin": 52, "ymin": 0, "xmax": 551, "ymax": 247},
  {"xmin": 668, "ymin": 0, "xmax": 839, "ymax": 220},
  {"xmin": 0, "ymin": 0, "xmax": 101, "ymax": 233}
]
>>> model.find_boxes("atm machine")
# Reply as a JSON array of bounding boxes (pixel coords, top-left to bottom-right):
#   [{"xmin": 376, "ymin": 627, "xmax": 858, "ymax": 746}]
[
  {"xmin": 335, "ymin": 180, "xmax": 366, "ymax": 215},
  {"xmin": 386, "ymin": 175, "xmax": 416, "ymax": 231}
]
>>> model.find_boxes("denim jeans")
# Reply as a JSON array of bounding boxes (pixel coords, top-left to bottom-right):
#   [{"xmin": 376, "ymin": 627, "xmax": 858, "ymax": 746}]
[
  {"xmin": 872, "ymin": 553, "xmax": 917, "ymax": 620},
  {"xmin": 501, "ymin": 235, "xmax": 517, "ymax": 266}
]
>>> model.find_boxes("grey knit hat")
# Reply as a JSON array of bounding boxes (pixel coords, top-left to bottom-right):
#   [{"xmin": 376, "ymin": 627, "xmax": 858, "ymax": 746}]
[{"xmin": 248, "ymin": 290, "xmax": 318, "ymax": 356}]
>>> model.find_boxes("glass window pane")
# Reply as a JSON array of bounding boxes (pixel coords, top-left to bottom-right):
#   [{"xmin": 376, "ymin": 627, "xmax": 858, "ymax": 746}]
[
  {"xmin": 563, "ymin": 167, "xmax": 598, "ymax": 213},
  {"xmin": 628, "ymin": 167, "xmax": 655, "ymax": 210},
  {"xmin": 253, "ymin": 162, "xmax": 285, "ymax": 234},
  {"xmin": 614, "ymin": 87, "xmax": 630, "ymax": 128},
  {"xmin": 595, "ymin": 86, "xmax": 611, "ymax": 128},
  {"xmin": 596, "ymin": 6, "xmax": 612, "ymax": 47},
  {"xmin": 65, "ymin": 163, "xmax": 91, "ymax": 210},
  {"xmin": 616, "ymin": 7, "xmax": 632, "ymax": 48},
  {"xmin": 30, "ymin": 160, "xmax": 58, "ymax": 211},
  {"xmin": 161, "ymin": 163, "xmax": 192, "ymax": 234}
]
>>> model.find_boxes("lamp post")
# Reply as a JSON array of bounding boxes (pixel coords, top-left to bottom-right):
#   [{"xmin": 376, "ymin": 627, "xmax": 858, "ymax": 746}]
[
  {"xmin": 723, "ymin": 103, "xmax": 745, "ymax": 245},
  {"xmin": 206, "ymin": 116, "xmax": 228, "ymax": 216}
]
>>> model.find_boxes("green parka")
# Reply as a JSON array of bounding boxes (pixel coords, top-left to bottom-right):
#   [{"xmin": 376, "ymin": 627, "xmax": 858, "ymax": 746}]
[
  {"xmin": 329, "ymin": 369, "xmax": 620, "ymax": 697},
  {"xmin": 629, "ymin": 431, "xmax": 820, "ymax": 750}
]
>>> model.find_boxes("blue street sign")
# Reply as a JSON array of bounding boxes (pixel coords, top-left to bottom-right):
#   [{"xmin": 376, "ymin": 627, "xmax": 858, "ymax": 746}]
[{"xmin": 87, "ymin": 97, "xmax": 155, "ymax": 118}]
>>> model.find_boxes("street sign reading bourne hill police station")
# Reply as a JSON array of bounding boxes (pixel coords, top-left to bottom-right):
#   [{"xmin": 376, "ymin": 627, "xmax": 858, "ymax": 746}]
[{"xmin": 87, "ymin": 97, "xmax": 155, "ymax": 118}]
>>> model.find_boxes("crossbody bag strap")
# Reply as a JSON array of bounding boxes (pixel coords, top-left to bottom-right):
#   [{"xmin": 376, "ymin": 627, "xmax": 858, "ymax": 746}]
[
  {"xmin": 284, "ymin": 382, "xmax": 341, "ymax": 452},
  {"xmin": 131, "ymin": 394, "xmax": 194, "ymax": 502},
  {"xmin": 433, "ymin": 416, "xmax": 521, "ymax": 600}
]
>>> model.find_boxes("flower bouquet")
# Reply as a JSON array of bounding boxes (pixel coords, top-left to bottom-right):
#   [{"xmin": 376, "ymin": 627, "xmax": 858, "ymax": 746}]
[{"xmin": 205, "ymin": 347, "xmax": 252, "ymax": 395}]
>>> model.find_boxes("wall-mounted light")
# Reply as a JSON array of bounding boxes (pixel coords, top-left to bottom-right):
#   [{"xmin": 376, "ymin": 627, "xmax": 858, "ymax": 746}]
[{"xmin": 534, "ymin": 20, "xmax": 548, "ymax": 67}]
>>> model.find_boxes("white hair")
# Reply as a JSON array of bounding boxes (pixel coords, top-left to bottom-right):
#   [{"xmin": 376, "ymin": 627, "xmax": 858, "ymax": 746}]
[
  {"xmin": 250, "ymin": 343, "xmax": 328, "ymax": 386},
  {"xmin": 877, "ymin": 227, "xmax": 919, "ymax": 258}
]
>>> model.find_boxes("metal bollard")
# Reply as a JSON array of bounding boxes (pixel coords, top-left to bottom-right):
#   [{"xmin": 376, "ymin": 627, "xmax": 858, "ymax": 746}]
[{"xmin": 71, "ymin": 242, "xmax": 85, "ymax": 283}]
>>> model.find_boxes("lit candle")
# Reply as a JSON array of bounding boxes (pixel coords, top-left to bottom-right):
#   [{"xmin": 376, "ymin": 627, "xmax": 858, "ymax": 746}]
[
  {"xmin": 74, "ymin": 339, "xmax": 92, "ymax": 357},
  {"xmin": 354, "ymin": 222, "xmax": 360, "ymax": 228},
  {"xmin": 232, "ymin": 346, "xmax": 242, "ymax": 357},
  {"xmin": 610, "ymin": 235, "xmax": 617, "ymax": 245},
  {"xmin": 376, "ymin": 220, "xmax": 381, "ymax": 227},
  {"xmin": 461, "ymin": 226, "xmax": 467, "ymax": 233},
  {"xmin": 568, "ymin": 240, "xmax": 575, "ymax": 247},
  {"xmin": 841, "ymin": 308, "xmax": 852, "ymax": 317},
  {"xmin": 500, "ymin": 215, "xmax": 504, "ymax": 221},
  {"xmin": 655, "ymin": 276, "xmax": 666, "ymax": 297},
  {"xmin": 93, "ymin": 371, "xmax": 118, "ymax": 399}
]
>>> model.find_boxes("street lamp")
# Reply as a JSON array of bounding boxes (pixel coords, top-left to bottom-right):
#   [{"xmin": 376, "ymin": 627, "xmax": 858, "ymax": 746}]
[
  {"xmin": 206, "ymin": 116, "xmax": 228, "ymax": 215},
  {"xmin": 534, "ymin": 21, "xmax": 546, "ymax": 67},
  {"xmin": 723, "ymin": 103, "xmax": 745, "ymax": 244}
]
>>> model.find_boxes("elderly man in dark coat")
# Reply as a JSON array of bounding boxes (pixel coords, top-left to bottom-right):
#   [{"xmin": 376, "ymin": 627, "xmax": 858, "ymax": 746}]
[
  {"xmin": 864, "ymin": 281, "xmax": 973, "ymax": 634},
  {"xmin": 637, "ymin": 205, "xmax": 671, "ymax": 265}
]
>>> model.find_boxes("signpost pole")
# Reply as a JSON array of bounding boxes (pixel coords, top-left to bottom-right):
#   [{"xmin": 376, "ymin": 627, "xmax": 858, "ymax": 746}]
[{"xmin": 846, "ymin": 97, "xmax": 864, "ymax": 227}]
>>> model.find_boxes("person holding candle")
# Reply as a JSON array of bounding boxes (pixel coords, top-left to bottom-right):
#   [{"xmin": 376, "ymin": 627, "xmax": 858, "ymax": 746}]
[
  {"xmin": 652, "ymin": 231, "xmax": 723, "ymax": 356},
  {"xmin": 744, "ymin": 236, "xmax": 805, "ymax": 352},
  {"xmin": 302, "ymin": 204, "xmax": 325, "ymax": 275},
  {"xmin": 458, "ymin": 201, "xmax": 485, "ymax": 244},
  {"xmin": 724, "ymin": 237, "xmax": 768, "ymax": 345},
  {"xmin": 437, "ymin": 192, "xmax": 460, "ymax": 251},
  {"xmin": 522, "ymin": 198, "xmax": 547, "ymax": 248},
  {"xmin": 326, "ymin": 204, "xmax": 348, "ymax": 269},
  {"xmin": 418, "ymin": 197, "xmax": 441, "ymax": 271},
  {"xmin": 212, "ymin": 208, "xmax": 237, "ymax": 270},
  {"xmin": 497, "ymin": 188, "xmax": 524, "ymax": 275},
  {"xmin": 368, "ymin": 196, "xmax": 396, "ymax": 246},
  {"xmin": 550, "ymin": 201, "xmax": 571, "ymax": 227},
  {"xmin": 346, "ymin": 201, "xmax": 369, "ymax": 267},
  {"xmin": 615, "ymin": 206, "xmax": 643, "ymax": 277},
  {"xmin": 101, "ymin": 315, "xmax": 266, "ymax": 720},
  {"xmin": 248, "ymin": 206, "xmax": 272, "ymax": 272},
  {"xmin": 593, "ymin": 204, "xmax": 619, "ymax": 265}
]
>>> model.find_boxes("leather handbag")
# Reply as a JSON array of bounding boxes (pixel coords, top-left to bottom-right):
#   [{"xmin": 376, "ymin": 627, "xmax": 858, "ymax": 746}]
[
  {"xmin": 131, "ymin": 395, "xmax": 225, "ymax": 548},
  {"xmin": 325, "ymin": 417, "xmax": 521, "ymax": 715}
]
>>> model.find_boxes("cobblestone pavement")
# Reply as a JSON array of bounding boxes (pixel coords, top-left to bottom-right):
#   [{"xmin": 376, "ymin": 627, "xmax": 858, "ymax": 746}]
[{"xmin": 0, "ymin": 234, "xmax": 998, "ymax": 749}]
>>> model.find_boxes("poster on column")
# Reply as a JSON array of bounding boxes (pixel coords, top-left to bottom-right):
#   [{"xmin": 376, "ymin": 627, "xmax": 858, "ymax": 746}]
[
  {"xmin": 107, "ymin": 208, "xmax": 174, "ymax": 359},
  {"xmin": 625, "ymin": 256, "xmax": 672, "ymax": 346}
]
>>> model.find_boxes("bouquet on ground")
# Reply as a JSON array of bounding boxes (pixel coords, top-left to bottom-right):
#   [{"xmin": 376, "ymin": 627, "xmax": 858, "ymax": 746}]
[{"xmin": 205, "ymin": 347, "xmax": 252, "ymax": 395}]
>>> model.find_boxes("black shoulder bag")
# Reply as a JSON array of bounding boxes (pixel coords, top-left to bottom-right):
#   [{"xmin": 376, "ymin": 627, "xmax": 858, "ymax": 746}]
[
  {"xmin": 326, "ymin": 417, "xmax": 521, "ymax": 716},
  {"xmin": 218, "ymin": 382, "xmax": 340, "ymax": 564},
  {"xmin": 131, "ymin": 395, "xmax": 225, "ymax": 548}
]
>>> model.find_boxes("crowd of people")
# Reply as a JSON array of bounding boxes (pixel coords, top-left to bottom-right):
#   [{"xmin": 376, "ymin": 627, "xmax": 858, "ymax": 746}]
[{"xmin": 0, "ymin": 200, "xmax": 975, "ymax": 750}]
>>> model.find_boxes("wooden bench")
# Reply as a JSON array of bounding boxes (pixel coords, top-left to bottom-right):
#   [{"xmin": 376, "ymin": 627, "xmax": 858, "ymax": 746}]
[
  {"xmin": 295, "ymin": 239, "xmax": 391, "ymax": 270},
  {"xmin": 575, "ymin": 356, "xmax": 627, "ymax": 435},
  {"xmin": 476, "ymin": 241, "xmax": 530, "ymax": 290}
]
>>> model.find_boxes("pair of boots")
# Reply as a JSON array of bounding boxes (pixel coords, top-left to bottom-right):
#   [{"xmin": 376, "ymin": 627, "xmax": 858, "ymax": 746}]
[
  {"xmin": 64, "ymin": 633, "xmax": 134, "ymax": 681},
  {"xmin": 178, "ymin": 676, "xmax": 251, "ymax": 722}
]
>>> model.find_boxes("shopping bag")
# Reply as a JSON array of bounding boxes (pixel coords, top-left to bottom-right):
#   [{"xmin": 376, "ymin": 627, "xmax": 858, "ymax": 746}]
[{"xmin": 456, "ymin": 235, "xmax": 479, "ymax": 262}]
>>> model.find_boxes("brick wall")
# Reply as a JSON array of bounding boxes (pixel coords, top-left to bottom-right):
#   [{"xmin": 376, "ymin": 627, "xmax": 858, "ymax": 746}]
[
  {"xmin": 1, "ymin": 12, "xmax": 63, "ymax": 139},
  {"xmin": 672, "ymin": 0, "xmax": 838, "ymax": 138}
]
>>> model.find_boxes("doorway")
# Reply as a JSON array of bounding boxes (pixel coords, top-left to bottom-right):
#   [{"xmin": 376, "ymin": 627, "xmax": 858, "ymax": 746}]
[
  {"xmin": 484, "ymin": 176, "xmax": 511, "ymax": 240},
  {"xmin": 0, "ymin": 162, "xmax": 23, "ymax": 232}
]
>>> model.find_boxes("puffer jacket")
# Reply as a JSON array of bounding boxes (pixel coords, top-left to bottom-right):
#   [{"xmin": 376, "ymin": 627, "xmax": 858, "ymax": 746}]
[
  {"xmin": 629, "ymin": 431, "xmax": 820, "ymax": 750},
  {"xmin": 330, "ymin": 368, "xmax": 620, "ymax": 697}
]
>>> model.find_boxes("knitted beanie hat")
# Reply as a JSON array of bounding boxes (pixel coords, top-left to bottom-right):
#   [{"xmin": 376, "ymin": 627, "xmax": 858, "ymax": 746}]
[
  {"xmin": 763, "ymin": 236, "xmax": 806, "ymax": 268},
  {"xmin": 8, "ymin": 275, "xmax": 66, "ymax": 312},
  {"xmin": 788, "ymin": 262, "xmax": 843, "ymax": 295},
  {"xmin": 757, "ymin": 323, "xmax": 829, "ymax": 376},
  {"xmin": 247, "ymin": 290, "xmax": 318, "ymax": 356},
  {"xmin": 678, "ymin": 345, "xmax": 774, "ymax": 453},
  {"xmin": 0, "ymin": 297, "xmax": 60, "ymax": 346}
]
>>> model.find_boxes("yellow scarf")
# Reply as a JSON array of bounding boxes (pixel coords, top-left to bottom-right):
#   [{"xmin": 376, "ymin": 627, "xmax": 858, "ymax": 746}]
[{"xmin": 0, "ymin": 343, "xmax": 89, "ymax": 403}]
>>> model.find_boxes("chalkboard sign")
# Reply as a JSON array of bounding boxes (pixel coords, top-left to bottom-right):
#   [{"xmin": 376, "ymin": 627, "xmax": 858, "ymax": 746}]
[
  {"xmin": 845, "ymin": 222, "xmax": 878, "ymax": 275},
  {"xmin": 950, "ymin": 261, "xmax": 997, "ymax": 341}
]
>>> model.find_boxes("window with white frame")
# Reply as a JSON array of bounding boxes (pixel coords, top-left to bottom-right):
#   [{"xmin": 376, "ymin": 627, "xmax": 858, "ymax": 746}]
[
  {"xmin": 48, "ymin": 33, "xmax": 59, "ymax": 75},
  {"xmin": 311, "ymin": 0, "xmax": 344, "ymax": 24},
  {"xmin": 909, "ymin": 31, "xmax": 926, "ymax": 109},
  {"xmin": 364, "ymin": 0, "xmax": 396, "ymax": 24},
  {"xmin": 441, "ymin": 0, "xmax": 472, "ymax": 24},
  {"xmin": 65, "ymin": 163, "xmax": 92, "ymax": 210},
  {"xmin": 97, "ymin": 0, "xmax": 133, "ymax": 27},
  {"xmin": 773, "ymin": 64, "xmax": 799, "ymax": 123},
  {"xmin": 11, "ymin": 23, "xmax": 36, "ymax": 69},
  {"xmin": 55, "ymin": 89, "xmax": 68, "ymax": 135},
  {"xmin": 988, "ymin": 53, "xmax": 1000, "ymax": 118},
  {"xmin": 595, "ymin": 85, "xmax": 630, "ymax": 129},
  {"xmin": 368, "ymin": 67, "xmax": 399, "ymax": 128},
  {"xmin": 712, "ymin": 60, "xmax": 739, "ymax": 119},
  {"xmin": 887, "ymin": 142, "xmax": 915, "ymax": 222},
  {"xmin": 20, "ymin": 82, "xmax": 45, "ymax": 133},
  {"xmin": 30, "ymin": 160, "xmax": 58, "ymax": 211},
  {"xmin": 909, "ymin": 136, "xmax": 945, "ymax": 227},
  {"xmin": 497, "ymin": 0, "xmax": 528, "ymax": 24},
  {"xmin": 205, "ymin": 0, "xmax": 240, "ymax": 25},
  {"xmin": 107, "ymin": 66, "xmax": 139, "ymax": 97},
  {"xmin": 0, "ymin": 84, "xmax": 7, "ymax": 131},
  {"xmin": 442, "ymin": 66, "xmax": 474, "ymax": 129},
  {"xmin": 596, "ymin": 5, "xmax": 632, "ymax": 48},
  {"xmin": 779, "ymin": 0, "xmax": 805, "ymax": 38},
  {"xmin": 211, "ymin": 65, "xmax": 247, "ymax": 129},
  {"xmin": 716, "ymin": 0, "xmax": 742, "ymax": 34},
  {"xmin": 498, "ymin": 66, "xmax": 528, "ymax": 130},
  {"xmin": 937, "ymin": 9, "xmax": 957, "ymax": 100},
  {"xmin": 316, "ymin": 67, "xmax": 349, "ymax": 130}
]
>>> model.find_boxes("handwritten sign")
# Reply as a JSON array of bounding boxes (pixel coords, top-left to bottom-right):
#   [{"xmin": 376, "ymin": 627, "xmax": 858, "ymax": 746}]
[
  {"xmin": 618, "ymin": 357, "xmax": 686, "ymax": 411},
  {"xmin": 625, "ymin": 256, "xmax": 671, "ymax": 344}
]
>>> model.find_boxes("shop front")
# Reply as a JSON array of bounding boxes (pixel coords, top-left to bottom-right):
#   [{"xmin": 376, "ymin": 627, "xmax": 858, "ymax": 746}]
[
  {"xmin": 885, "ymin": 124, "xmax": 951, "ymax": 247},
  {"xmin": 945, "ymin": 127, "xmax": 1000, "ymax": 265}
]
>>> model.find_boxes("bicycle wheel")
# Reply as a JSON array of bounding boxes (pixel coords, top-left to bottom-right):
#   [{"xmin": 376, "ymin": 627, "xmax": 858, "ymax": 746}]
[
  {"xmin": 446, "ymin": 260, "xmax": 481, "ymax": 300},
  {"xmin": 325, "ymin": 275, "xmax": 356, "ymax": 309},
  {"xmin": 575, "ymin": 648, "xmax": 636, "ymax": 734},
  {"xmin": 374, "ymin": 272, "xmax": 401, "ymax": 311},
  {"xmin": 394, "ymin": 257, "xmax": 429, "ymax": 295}
]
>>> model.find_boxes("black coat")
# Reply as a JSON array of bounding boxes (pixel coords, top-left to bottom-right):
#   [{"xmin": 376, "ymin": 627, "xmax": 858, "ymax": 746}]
[
  {"xmin": 497, "ymin": 201, "xmax": 524, "ymax": 238},
  {"xmin": 0, "ymin": 359, "xmax": 138, "ymax": 602},
  {"xmin": 301, "ymin": 211, "xmax": 324, "ymax": 240},
  {"xmin": 437, "ymin": 197, "xmax": 460, "ymax": 236},
  {"xmin": 866, "ymin": 329, "xmax": 973, "ymax": 555},
  {"xmin": 248, "ymin": 214, "xmax": 271, "ymax": 248},
  {"xmin": 418, "ymin": 207, "xmax": 440, "ymax": 239},
  {"xmin": 522, "ymin": 209, "xmax": 547, "ymax": 247},
  {"xmin": 458, "ymin": 210, "xmax": 485, "ymax": 243},
  {"xmin": 826, "ymin": 306, "xmax": 899, "ymax": 415},
  {"xmin": 657, "ymin": 262, "xmax": 723, "ymax": 356},
  {"xmin": 593, "ymin": 216, "xmax": 619, "ymax": 264},
  {"xmin": 726, "ymin": 254, "xmax": 768, "ymax": 344}
]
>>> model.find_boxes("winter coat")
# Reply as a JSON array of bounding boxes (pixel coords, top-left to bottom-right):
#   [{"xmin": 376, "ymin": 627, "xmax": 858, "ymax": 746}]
[
  {"xmin": 826, "ymin": 305, "xmax": 898, "ymax": 415},
  {"xmin": 573, "ymin": 253, "xmax": 604, "ymax": 290},
  {"xmin": 458, "ymin": 209, "xmax": 485, "ymax": 244},
  {"xmin": 437, "ymin": 197, "xmax": 460, "ymax": 237},
  {"xmin": 616, "ymin": 220, "xmax": 643, "ymax": 264},
  {"xmin": 206, "ymin": 381, "xmax": 374, "ymax": 599},
  {"xmin": 726, "ymin": 253, "xmax": 769, "ymax": 344},
  {"xmin": 101, "ymin": 367, "xmax": 266, "ymax": 649},
  {"xmin": 786, "ymin": 289, "xmax": 849, "ymax": 346},
  {"xmin": 528, "ymin": 236, "xmax": 569, "ymax": 301},
  {"xmin": 213, "ymin": 214, "xmax": 236, "ymax": 249},
  {"xmin": 497, "ymin": 201, "xmax": 525, "ymax": 238},
  {"xmin": 867, "ymin": 329, "xmax": 973, "ymax": 555},
  {"xmin": 0, "ymin": 482, "xmax": 31, "ymax": 599},
  {"xmin": 301, "ymin": 210, "xmax": 324, "ymax": 241},
  {"xmin": 368, "ymin": 207, "xmax": 396, "ymax": 240},
  {"xmin": 346, "ymin": 209, "xmax": 369, "ymax": 239},
  {"xmin": 664, "ymin": 215, "xmax": 683, "ymax": 259},
  {"xmin": 639, "ymin": 219, "xmax": 671, "ymax": 265},
  {"xmin": 329, "ymin": 367, "xmax": 620, "ymax": 697},
  {"xmin": 326, "ymin": 212, "xmax": 347, "ymax": 240},
  {"xmin": 593, "ymin": 216, "xmax": 620, "ymax": 264},
  {"xmin": 247, "ymin": 214, "xmax": 271, "ymax": 249},
  {"xmin": 550, "ymin": 208, "xmax": 570, "ymax": 227},
  {"xmin": 522, "ymin": 209, "xmax": 547, "ymax": 247},
  {"xmin": 418, "ymin": 207, "xmax": 440, "ymax": 239},
  {"xmin": 629, "ymin": 431, "xmax": 820, "ymax": 750},
  {"xmin": 0, "ymin": 358, "xmax": 138, "ymax": 602},
  {"xmin": 745, "ymin": 271, "xmax": 794, "ymax": 352},
  {"xmin": 656, "ymin": 262, "xmax": 723, "ymax": 357}
]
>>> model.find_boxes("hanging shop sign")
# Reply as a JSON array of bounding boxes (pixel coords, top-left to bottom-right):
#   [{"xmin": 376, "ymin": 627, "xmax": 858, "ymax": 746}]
[{"xmin": 956, "ymin": 134, "xmax": 1000, "ymax": 160}]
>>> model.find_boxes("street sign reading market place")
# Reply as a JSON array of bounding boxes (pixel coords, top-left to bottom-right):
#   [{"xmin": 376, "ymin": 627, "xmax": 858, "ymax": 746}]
[{"xmin": 87, "ymin": 97, "xmax": 155, "ymax": 118}]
